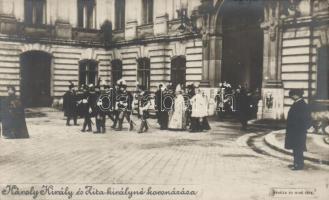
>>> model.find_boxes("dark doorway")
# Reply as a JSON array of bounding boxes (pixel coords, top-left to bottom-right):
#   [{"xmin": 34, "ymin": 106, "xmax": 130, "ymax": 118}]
[
  {"xmin": 220, "ymin": 0, "xmax": 264, "ymax": 90},
  {"xmin": 171, "ymin": 56, "xmax": 186, "ymax": 88},
  {"xmin": 20, "ymin": 51, "xmax": 52, "ymax": 107},
  {"xmin": 316, "ymin": 46, "xmax": 329, "ymax": 99}
]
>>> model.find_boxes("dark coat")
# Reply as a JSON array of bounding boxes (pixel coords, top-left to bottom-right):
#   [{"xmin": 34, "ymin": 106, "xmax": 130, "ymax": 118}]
[
  {"xmin": 1, "ymin": 95, "xmax": 29, "ymax": 139},
  {"xmin": 285, "ymin": 99, "xmax": 312, "ymax": 151},
  {"xmin": 155, "ymin": 89, "xmax": 162, "ymax": 111},
  {"xmin": 63, "ymin": 90, "xmax": 77, "ymax": 117}
]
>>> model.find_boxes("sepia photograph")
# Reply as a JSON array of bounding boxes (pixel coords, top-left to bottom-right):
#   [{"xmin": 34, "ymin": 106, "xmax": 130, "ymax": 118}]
[{"xmin": 0, "ymin": 0, "xmax": 328, "ymax": 199}]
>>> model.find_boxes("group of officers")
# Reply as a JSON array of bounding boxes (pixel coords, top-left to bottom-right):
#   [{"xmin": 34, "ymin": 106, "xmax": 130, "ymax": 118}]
[
  {"xmin": 63, "ymin": 79, "xmax": 210, "ymax": 134},
  {"xmin": 64, "ymin": 79, "xmax": 137, "ymax": 133}
]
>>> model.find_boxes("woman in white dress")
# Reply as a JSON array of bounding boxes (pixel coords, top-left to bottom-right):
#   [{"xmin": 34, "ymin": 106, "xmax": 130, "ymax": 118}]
[{"xmin": 168, "ymin": 84, "xmax": 186, "ymax": 130}]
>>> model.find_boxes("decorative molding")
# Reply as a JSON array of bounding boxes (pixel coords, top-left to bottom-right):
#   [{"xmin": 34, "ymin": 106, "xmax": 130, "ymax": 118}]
[{"xmin": 20, "ymin": 43, "xmax": 52, "ymax": 54}]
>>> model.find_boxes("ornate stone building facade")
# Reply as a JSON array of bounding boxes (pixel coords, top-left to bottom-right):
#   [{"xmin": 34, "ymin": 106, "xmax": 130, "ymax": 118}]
[{"xmin": 0, "ymin": 0, "xmax": 328, "ymax": 119}]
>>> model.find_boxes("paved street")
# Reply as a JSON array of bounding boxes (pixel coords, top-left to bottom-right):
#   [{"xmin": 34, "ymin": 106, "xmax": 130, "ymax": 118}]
[{"xmin": 0, "ymin": 109, "xmax": 329, "ymax": 200}]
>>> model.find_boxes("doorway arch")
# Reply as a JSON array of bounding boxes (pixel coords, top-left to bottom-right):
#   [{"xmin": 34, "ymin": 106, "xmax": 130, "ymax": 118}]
[
  {"xmin": 211, "ymin": 0, "xmax": 264, "ymax": 90},
  {"xmin": 20, "ymin": 51, "xmax": 52, "ymax": 107}
]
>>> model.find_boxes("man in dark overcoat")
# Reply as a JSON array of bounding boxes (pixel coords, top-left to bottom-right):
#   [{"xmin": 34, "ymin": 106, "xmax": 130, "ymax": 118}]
[
  {"xmin": 235, "ymin": 87, "xmax": 250, "ymax": 130},
  {"xmin": 1, "ymin": 86, "xmax": 29, "ymax": 139},
  {"xmin": 285, "ymin": 89, "xmax": 312, "ymax": 170},
  {"xmin": 63, "ymin": 82, "xmax": 78, "ymax": 126},
  {"xmin": 154, "ymin": 83, "xmax": 163, "ymax": 126}
]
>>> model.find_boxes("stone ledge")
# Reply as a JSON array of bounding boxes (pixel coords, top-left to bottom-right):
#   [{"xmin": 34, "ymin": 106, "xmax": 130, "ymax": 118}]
[{"xmin": 264, "ymin": 131, "xmax": 329, "ymax": 165}]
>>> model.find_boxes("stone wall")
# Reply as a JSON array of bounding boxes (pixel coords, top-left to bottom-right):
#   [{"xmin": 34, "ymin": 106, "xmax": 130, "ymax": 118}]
[{"xmin": 0, "ymin": 41, "xmax": 112, "ymax": 98}]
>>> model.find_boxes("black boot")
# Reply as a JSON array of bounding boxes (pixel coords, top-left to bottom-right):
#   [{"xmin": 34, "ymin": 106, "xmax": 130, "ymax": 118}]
[
  {"xmin": 144, "ymin": 121, "xmax": 149, "ymax": 132},
  {"xmin": 138, "ymin": 121, "xmax": 145, "ymax": 134},
  {"xmin": 129, "ymin": 121, "xmax": 134, "ymax": 131},
  {"xmin": 115, "ymin": 119, "xmax": 123, "ymax": 131}
]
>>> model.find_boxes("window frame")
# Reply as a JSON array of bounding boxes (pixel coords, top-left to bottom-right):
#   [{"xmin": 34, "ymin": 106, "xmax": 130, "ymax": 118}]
[
  {"xmin": 142, "ymin": 0, "xmax": 154, "ymax": 25},
  {"xmin": 24, "ymin": 0, "xmax": 46, "ymax": 25},
  {"xmin": 170, "ymin": 56, "xmax": 186, "ymax": 88},
  {"xmin": 79, "ymin": 60, "xmax": 99, "ymax": 87},
  {"xmin": 137, "ymin": 57, "xmax": 151, "ymax": 90},
  {"xmin": 77, "ymin": 0, "xmax": 96, "ymax": 29},
  {"xmin": 111, "ymin": 59, "xmax": 123, "ymax": 86},
  {"xmin": 114, "ymin": 0, "xmax": 126, "ymax": 30}
]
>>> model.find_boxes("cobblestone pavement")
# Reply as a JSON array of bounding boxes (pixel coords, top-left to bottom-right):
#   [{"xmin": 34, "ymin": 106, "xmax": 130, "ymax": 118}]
[{"xmin": 0, "ymin": 110, "xmax": 329, "ymax": 200}]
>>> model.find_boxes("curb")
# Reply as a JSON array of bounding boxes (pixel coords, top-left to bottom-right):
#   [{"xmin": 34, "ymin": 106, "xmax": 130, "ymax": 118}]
[
  {"xmin": 324, "ymin": 137, "xmax": 329, "ymax": 145},
  {"xmin": 264, "ymin": 131, "xmax": 329, "ymax": 165}
]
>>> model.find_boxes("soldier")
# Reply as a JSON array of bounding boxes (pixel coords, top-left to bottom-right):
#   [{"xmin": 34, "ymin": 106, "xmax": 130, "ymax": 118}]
[
  {"xmin": 93, "ymin": 84, "xmax": 106, "ymax": 134},
  {"xmin": 137, "ymin": 85, "xmax": 151, "ymax": 133},
  {"xmin": 76, "ymin": 85, "xmax": 85, "ymax": 118},
  {"xmin": 115, "ymin": 79, "xmax": 134, "ymax": 131},
  {"xmin": 111, "ymin": 83, "xmax": 120, "ymax": 129},
  {"xmin": 80, "ymin": 85, "xmax": 93, "ymax": 132},
  {"xmin": 63, "ymin": 81, "xmax": 78, "ymax": 126}
]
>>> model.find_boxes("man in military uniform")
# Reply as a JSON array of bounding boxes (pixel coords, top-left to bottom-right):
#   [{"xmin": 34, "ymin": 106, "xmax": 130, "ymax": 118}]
[
  {"xmin": 63, "ymin": 82, "xmax": 78, "ymax": 126},
  {"xmin": 93, "ymin": 84, "xmax": 106, "ymax": 134},
  {"xmin": 137, "ymin": 85, "xmax": 151, "ymax": 133},
  {"xmin": 116, "ymin": 80, "xmax": 134, "ymax": 131},
  {"xmin": 80, "ymin": 85, "xmax": 93, "ymax": 132}
]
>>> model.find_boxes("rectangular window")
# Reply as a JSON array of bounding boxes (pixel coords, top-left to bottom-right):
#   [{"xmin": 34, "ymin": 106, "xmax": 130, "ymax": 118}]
[
  {"xmin": 111, "ymin": 60, "xmax": 123, "ymax": 86},
  {"xmin": 142, "ymin": 0, "xmax": 153, "ymax": 24},
  {"xmin": 77, "ymin": 0, "xmax": 96, "ymax": 29},
  {"xmin": 137, "ymin": 58, "xmax": 151, "ymax": 90},
  {"xmin": 115, "ymin": 0, "xmax": 125, "ymax": 30},
  {"xmin": 24, "ymin": 0, "xmax": 46, "ymax": 25},
  {"xmin": 79, "ymin": 60, "xmax": 98, "ymax": 86}
]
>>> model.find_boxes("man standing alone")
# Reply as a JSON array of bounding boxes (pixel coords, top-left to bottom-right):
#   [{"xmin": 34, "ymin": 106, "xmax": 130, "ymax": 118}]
[
  {"xmin": 285, "ymin": 89, "xmax": 312, "ymax": 170},
  {"xmin": 63, "ymin": 82, "xmax": 78, "ymax": 126}
]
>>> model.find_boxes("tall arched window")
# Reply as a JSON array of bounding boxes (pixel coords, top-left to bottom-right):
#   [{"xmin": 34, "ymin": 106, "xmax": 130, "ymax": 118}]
[
  {"xmin": 137, "ymin": 58, "xmax": 151, "ymax": 90},
  {"xmin": 79, "ymin": 60, "xmax": 98, "ymax": 86},
  {"xmin": 111, "ymin": 59, "xmax": 123, "ymax": 85},
  {"xmin": 24, "ymin": 0, "xmax": 46, "ymax": 25},
  {"xmin": 115, "ymin": 0, "xmax": 125, "ymax": 30},
  {"xmin": 142, "ymin": 0, "xmax": 153, "ymax": 24},
  {"xmin": 171, "ymin": 56, "xmax": 186, "ymax": 88},
  {"xmin": 78, "ymin": 0, "xmax": 96, "ymax": 29}
]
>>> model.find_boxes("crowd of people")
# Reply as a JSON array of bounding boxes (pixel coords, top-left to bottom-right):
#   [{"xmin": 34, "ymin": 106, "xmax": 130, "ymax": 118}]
[
  {"xmin": 215, "ymin": 82, "xmax": 261, "ymax": 130},
  {"xmin": 62, "ymin": 79, "xmax": 211, "ymax": 134}
]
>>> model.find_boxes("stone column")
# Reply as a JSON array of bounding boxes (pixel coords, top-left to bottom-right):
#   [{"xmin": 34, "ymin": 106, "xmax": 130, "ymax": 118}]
[
  {"xmin": 0, "ymin": 0, "xmax": 17, "ymax": 34},
  {"xmin": 200, "ymin": 0, "xmax": 216, "ymax": 87},
  {"xmin": 259, "ymin": 0, "xmax": 284, "ymax": 120}
]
